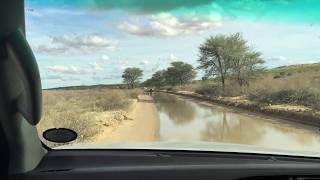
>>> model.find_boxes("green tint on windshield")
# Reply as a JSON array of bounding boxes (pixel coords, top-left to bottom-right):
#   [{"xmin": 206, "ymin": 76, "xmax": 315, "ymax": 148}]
[{"xmin": 26, "ymin": 0, "xmax": 320, "ymax": 23}]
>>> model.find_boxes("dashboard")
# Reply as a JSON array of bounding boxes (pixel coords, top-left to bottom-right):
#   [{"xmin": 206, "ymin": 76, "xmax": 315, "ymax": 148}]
[{"xmin": 17, "ymin": 150, "xmax": 320, "ymax": 180}]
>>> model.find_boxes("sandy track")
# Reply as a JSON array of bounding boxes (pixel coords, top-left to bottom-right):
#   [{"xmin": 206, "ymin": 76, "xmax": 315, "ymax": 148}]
[{"xmin": 94, "ymin": 95, "xmax": 159, "ymax": 143}]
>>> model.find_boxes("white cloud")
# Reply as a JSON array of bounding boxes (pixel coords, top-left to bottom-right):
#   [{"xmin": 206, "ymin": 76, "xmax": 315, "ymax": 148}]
[
  {"xmin": 88, "ymin": 62, "xmax": 104, "ymax": 71},
  {"xmin": 117, "ymin": 13, "xmax": 221, "ymax": 37},
  {"xmin": 119, "ymin": 65, "xmax": 127, "ymax": 70},
  {"xmin": 92, "ymin": 74, "xmax": 120, "ymax": 81},
  {"xmin": 117, "ymin": 22, "xmax": 157, "ymax": 36},
  {"xmin": 43, "ymin": 74, "xmax": 80, "ymax": 82},
  {"xmin": 306, "ymin": 60, "xmax": 320, "ymax": 64},
  {"xmin": 118, "ymin": 60, "xmax": 128, "ymax": 66},
  {"xmin": 36, "ymin": 34, "xmax": 118, "ymax": 55},
  {"xmin": 47, "ymin": 65, "xmax": 88, "ymax": 74},
  {"xmin": 270, "ymin": 56, "xmax": 288, "ymax": 61},
  {"xmin": 170, "ymin": 54, "xmax": 178, "ymax": 61},
  {"xmin": 36, "ymin": 45, "xmax": 68, "ymax": 55},
  {"xmin": 100, "ymin": 55, "xmax": 110, "ymax": 61},
  {"xmin": 47, "ymin": 62, "xmax": 105, "ymax": 76},
  {"xmin": 43, "ymin": 74, "xmax": 62, "ymax": 80},
  {"xmin": 139, "ymin": 60, "xmax": 150, "ymax": 65},
  {"xmin": 52, "ymin": 34, "xmax": 117, "ymax": 53},
  {"xmin": 61, "ymin": 76, "xmax": 80, "ymax": 81},
  {"xmin": 116, "ymin": 60, "xmax": 129, "ymax": 70}
]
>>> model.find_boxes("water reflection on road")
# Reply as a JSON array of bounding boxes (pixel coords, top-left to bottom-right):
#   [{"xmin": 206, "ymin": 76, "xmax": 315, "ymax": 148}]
[{"xmin": 153, "ymin": 93, "xmax": 320, "ymax": 152}]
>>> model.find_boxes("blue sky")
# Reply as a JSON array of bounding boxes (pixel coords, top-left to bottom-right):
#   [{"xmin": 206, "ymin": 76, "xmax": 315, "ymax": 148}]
[{"xmin": 24, "ymin": 0, "xmax": 320, "ymax": 88}]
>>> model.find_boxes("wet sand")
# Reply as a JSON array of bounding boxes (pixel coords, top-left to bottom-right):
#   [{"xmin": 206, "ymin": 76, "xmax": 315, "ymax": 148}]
[{"xmin": 94, "ymin": 95, "xmax": 159, "ymax": 143}]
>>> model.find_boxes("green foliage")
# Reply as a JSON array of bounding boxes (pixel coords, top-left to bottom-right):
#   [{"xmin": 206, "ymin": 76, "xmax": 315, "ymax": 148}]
[
  {"xmin": 165, "ymin": 61, "xmax": 196, "ymax": 86},
  {"xmin": 198, "ymin": 33, "xmax": 264, "ymax": 88},
  {"xmin": 141, "ymin": 70, "xmax": 166, "ymax": 87},
  {"xmin": 151, "ymin": 70, "xmax": 167, "ymax": 87},
  {"xmin": 122, "ymin": 67, "xmax": 143, "ymax": 88},
  {"xmin": 143, "ymin": 61, "xmax": 196, "ymax": 87}
]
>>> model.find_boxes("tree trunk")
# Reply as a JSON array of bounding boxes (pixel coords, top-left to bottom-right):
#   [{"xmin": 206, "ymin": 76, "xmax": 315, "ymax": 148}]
[
  {"xmin": 129, "ymin": 80, "xmax": 134, "ymax": 89},
  {"xmin": 237, "ymin": 70, "xmax": 241, "ymax": 86},
  {"xmin": 221, "ymin": 76, "xmax": 225, "ymax": 90},
  {"xmin": 237, "ymin": 70, "xmax": 243, "ymax": 87}
]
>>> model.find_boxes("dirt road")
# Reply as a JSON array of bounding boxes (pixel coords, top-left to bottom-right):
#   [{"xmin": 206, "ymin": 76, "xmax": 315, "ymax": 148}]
[{"xmin": 94, "ymin": 95, "xmax": 159, "ymax": 143}]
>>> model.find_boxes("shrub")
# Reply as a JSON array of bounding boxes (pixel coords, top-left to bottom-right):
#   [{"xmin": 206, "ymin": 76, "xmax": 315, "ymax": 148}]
[
  {"xmin": 195, "ymin": 84, "xmax": 224, "ymax": 96},
  {"xmin": 273, "ymin": 74, "xmax": 282, "ymax": 79},
  {"xmin": 273, "ymin": 72, "xmax": 293, "ymax": 79},
  {"xmin": 249, "ymin": 88, "xmax": 320, "ymax": 109}
]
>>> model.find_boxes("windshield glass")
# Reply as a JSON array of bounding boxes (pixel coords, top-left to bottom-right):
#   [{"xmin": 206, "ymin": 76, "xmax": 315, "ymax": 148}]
[{"xmin": 25, "ymin": 0, "xmax": 320, "ymax": 156}]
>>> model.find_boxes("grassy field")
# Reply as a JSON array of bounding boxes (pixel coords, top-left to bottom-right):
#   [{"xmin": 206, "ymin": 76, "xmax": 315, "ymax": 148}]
[
  {"xmin": 37, "ymin": 88, "xmax": 142, "ymax": 147},
  {"xmin": 171, "ymin": 63, "xmax": 320, "ymax": 110}
]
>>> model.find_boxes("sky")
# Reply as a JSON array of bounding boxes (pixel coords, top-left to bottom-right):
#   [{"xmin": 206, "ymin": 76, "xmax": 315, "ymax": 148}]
[{"xmin": 24, "ymin": 0, "xmax": 320, "ymax": 89}]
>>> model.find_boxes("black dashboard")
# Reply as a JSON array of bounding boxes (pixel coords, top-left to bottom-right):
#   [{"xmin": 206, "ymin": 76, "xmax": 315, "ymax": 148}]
[{"xmin": 17, "ymin": 150, "xmax": 320, "ymax": 180}]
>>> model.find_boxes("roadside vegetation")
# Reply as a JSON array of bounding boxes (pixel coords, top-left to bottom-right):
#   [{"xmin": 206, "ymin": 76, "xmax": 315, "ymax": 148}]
[
  {"xmin": 246, "ymin": 64, "xmax": 320, "ymax": 110},
  {"xmin": 140, "ymin": 33, "xmax": 320, "ymax": 112},
  {"xmin": 38, "ymin": 88, "xmax": 142, "ymax": 147},
  {"xmin": 174, "ymin": 64, "xmax": 320, "ymax": 111},
  {"xmin": 122, "ymin": 67, "xmax": 143, "ymax": 88},
  {"xmin": 142, "ymin": 61, "xmax": 197, "ymax": 87}
]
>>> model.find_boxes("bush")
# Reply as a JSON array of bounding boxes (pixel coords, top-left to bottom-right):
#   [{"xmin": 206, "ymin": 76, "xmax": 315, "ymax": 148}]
[
  {"xmin": 273, "ymin": 71, "xmax": 293, "ymax": 79},
  {"xmin": 249, "ymin": 88, "xmax": 320, "ymax": 109},
  {"xmin": 195, "ymin": 84, "xmax": 224, "ymax": 96},
  {"xmin": 273, "ymin": 74, "xmax": 282, "ymax": 79}
]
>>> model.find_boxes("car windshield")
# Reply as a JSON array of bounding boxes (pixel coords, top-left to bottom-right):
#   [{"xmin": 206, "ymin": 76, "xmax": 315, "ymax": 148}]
[{"xmin": 26, "ymin": 0, "xmax": 320, "ymax": 156}]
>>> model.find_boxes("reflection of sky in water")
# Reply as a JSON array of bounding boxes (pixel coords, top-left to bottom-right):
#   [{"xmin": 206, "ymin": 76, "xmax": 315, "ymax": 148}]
[{"xmin": 154, "ymin": 93, "xmax": 320, "ymax": 152}]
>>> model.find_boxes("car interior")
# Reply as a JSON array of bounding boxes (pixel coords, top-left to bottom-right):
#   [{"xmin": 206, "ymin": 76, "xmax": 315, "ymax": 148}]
[{"xmin": 1, "ymin": 0, "xmax": 320, "ymax": 180}]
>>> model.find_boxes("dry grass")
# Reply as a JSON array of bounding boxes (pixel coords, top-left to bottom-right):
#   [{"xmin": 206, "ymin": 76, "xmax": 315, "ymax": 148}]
[
  {"xmin": 181, "ymin": 63, "xmax": 320, "ymax": 110},
  {"xmin": 37, "ymin": 88, "xmax": 142, "ymax": 147},
  {"xmin": 246, "ymin": 64, "xmax": 320, "ymax": 109}
]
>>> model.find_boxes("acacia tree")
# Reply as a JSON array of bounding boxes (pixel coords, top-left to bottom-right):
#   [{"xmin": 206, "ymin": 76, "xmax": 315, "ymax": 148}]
[
  {"xmin": 198, "ymin": 33, "xmax": 264, "ymax": 88},
  {"xmin": 227, "ymin": 33, "xmax": 264, "ymax": 86},
  {"xmin": 141, "ymin": 70, "xmax": 166, "ymax": 87},
  {"xmin": 198, "ymin": 35, "xmax": 232, "ymax": 89},
  {"xmin": 122, "ymin": 67, "xmax": 143, "ymax": 88},
  {"xmin": 231, "ymin": 51, "xmax": 264, "ymax": 86},
  {"xmin": 164, "ymin": 61, "xmax": 196, "ymax": 86},
  {"xmin": 150, "ymin": 70, "xmax": 166, "ymax": 87}
]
